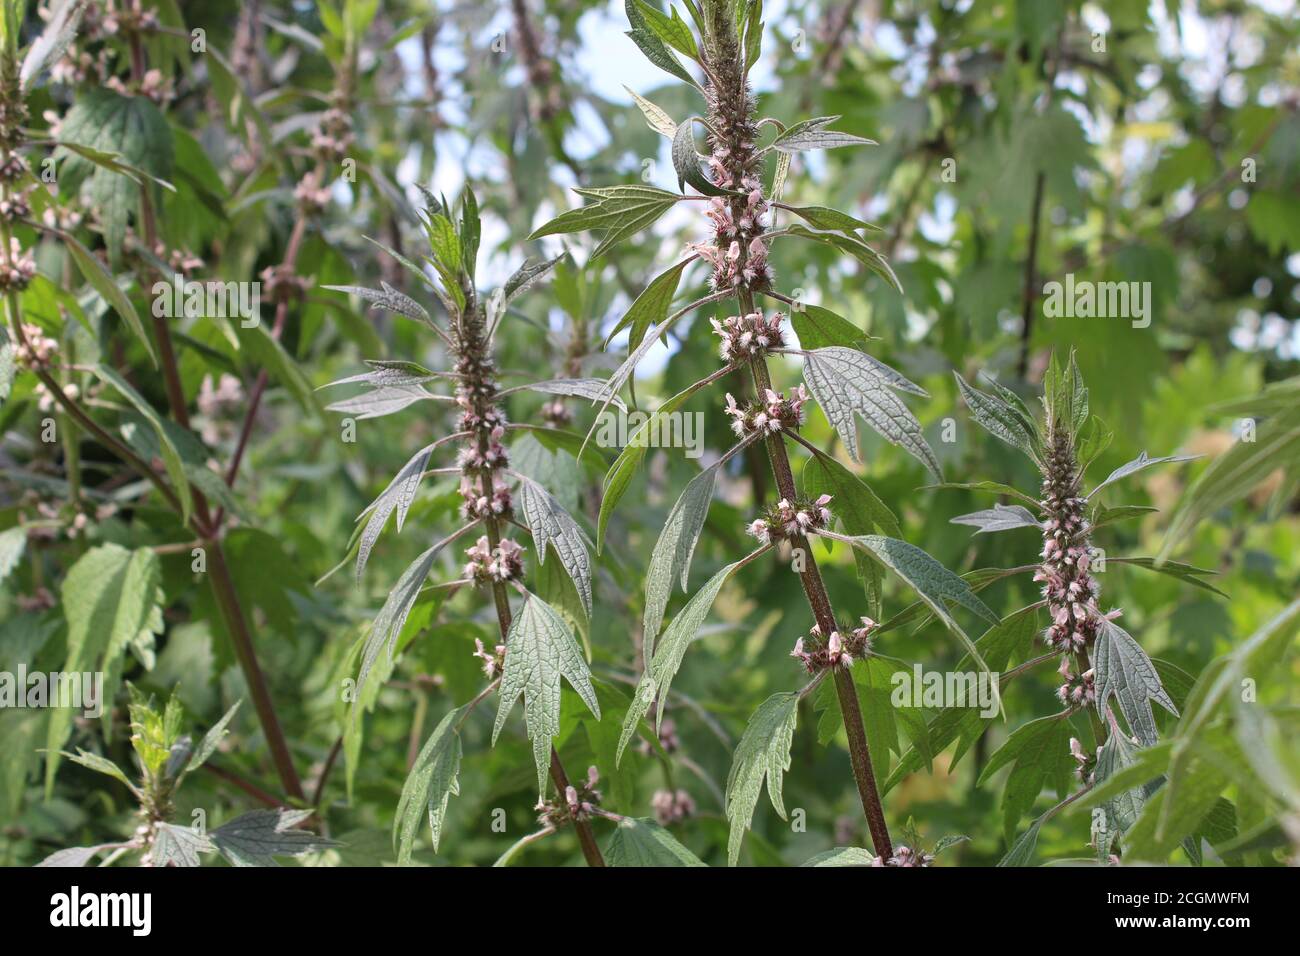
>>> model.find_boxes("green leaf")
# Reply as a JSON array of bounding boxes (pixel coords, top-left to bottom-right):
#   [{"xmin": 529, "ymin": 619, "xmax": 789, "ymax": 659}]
[
  {"xmin": 1093, "ymin": 619, "xmax": 1178, "ymax": 747},
  {"xmin": 492, "ymin": 593, "xmax": 600, "ymax": 799},
  {"xmin": 93, "ymin": 365, "xmax": 192, "ymax": 523},
  {"xmin": 954, "ymin": 372, "xmax": 1041, "ymax": 463},
  {"xmin": 672, "ymin": 118, "xmax": 732, "ymax": 196},
  {"xmin": 56, "ymin": 227, "xmax": 156, "ymax": 365},
  {"xmin": 603, "ymin": 258, "xmax": 692, "ymax": 352},
  {"xmin": 725, "ymin": 692, "xmax": 799, "ymax": 866},
  {"xmin": 784, "ymin": 224, "xmax": 900, "ymax": 292},
  {"xmin": 1088, "ymin": 450, "xmax": 1198, "ymax": 500},
  {"xmin": 802, "ymin": 452, "xmax": 898, "ymax": 617},
  {"xmin": 977, "ymin": 714, "xmax": 1074, "ymax": 842},
  {"xmin": 153, "ymin": 822, "xmax": 213, "ymax": 867},
  {"xmin": 45, "ymin": 544, "xmax": 162, "ymax": 792},
  {"xmin": 1107, "ymin": 556, "xmax": 1227, "ymax": 598},
  {"xmin": 528, "ymin": 185, "xmax": 682, "ymax": 259},
  {"xmin": 618, "ymin": 559, "xmax": 744, "ymax": 763},
  {"xmin": 55, "ymin": 90, "xmax": 174, "ymax": 267},
  {"xmin": 210, "ymin": 808, "xmax": 335, "ymax": 866},
  {"xmin": 604, "ymin": 817, "xmax": 707, "ymax": 866},
  {"xmin": 789, "ymin": 304, "xmax": 870, "ymax": 350},
  {"xmin": 395, "ymin": 703, "xmax": 467, "ymax": 863},
  {"xmin": 624, "ymin": 85, "xmax": 677, "ymax": 139},
  {"xmin": 772, "ymin": 115, "xmax": 875, "ymax": 152},
  {"xmin": 997, "ymin": 816, "xmax": 1044, "ymax": 867},
  {"xmin": 781, "ymin": 204, "xmax": 882, "ymax": 234},
  {"xmin": 60, "ymin": 748, "xmax": 137, "ymax": 792},
  {"xmin": 950, "ymin": 504, "xmax": 1040, "ymax": 535},
  {"xmin": 642, "ymin": 461, "xmax": 719, "ymax": 654},
  {"xmin": 802, "ymin": 346, "xmax": 940, "ymax": 479},
  {"xmin": 801, "ymin": 846, "xmax": 876, "ymax": 866},
  {"xmin": 838, "ymin": 535, "xmax": 1000, "ymax": 683},
  {"xmin": 20, "ymin": 0, "xmax": 85, "ymax": 90},
  {"xmin": 624, "ymin": 0, "xmax": 699, "ymax": 87},
  {"xmin": 516, "ymin": 475, "xmax": 593, "ymax": 615},
  {"xmin": 924, "ymin": 481, "xmax": 1040, "ymax": 509},
  {"xmin": 185, "ymin": 701, "xmax": 241, "ymax": 774}
]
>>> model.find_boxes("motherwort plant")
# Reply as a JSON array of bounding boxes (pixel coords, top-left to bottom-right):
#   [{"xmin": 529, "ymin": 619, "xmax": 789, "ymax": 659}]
[
  {"xmin": 946, "ymin": 352, "xmax": 1214, "ymax": 862},
  {"xmin": 528, "ymin": 0, "xmax": 999, "ymax": 865},
  {"xmin": 326, "ymin": 190, "xmax": 626, "ymax": 865}
]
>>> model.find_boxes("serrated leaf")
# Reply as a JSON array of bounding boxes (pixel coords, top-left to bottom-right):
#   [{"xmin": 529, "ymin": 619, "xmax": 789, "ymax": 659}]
[
  {"xmin": 617, "ymin": 559, "xmax": 743, "ymax": 763},
  {"xmin": 954, "ymin": 372, "xmax": 1041, "ymax": 463},
  {"xmin": 210, "ymin": 809, "xmax": 334, "ymax": 866},
  {"xmin": 516, "ymin": 475, "xmax": 593, "ymax": 614},
  {"xmin": 323, "ymin": 281, "xmax": 429, "ymax": 324},
  {"xmin": 45, "ymin": 545, "xmax": 162, "ymax": 793},
  {"xmin": 492, "ymin": 593, "xmax": 600, "ymax": 798},
  {"xmin": 186, "ymin": 701, "xmax": 241, "ymax": 774},
  {"xmin": 529, "ymin": 186, "xmax": 681, "ymax": 258},
  {"xmin": 604, "ymin": 817, "xmax": 707, "ymax": 866},
  {"xmin": 509, "ymin": 378, "xmax": 627, "ymax": 413},
  {"xmin": 355, "ymin": 540, "xmax": 447, "ymax": 700},
  {"xmin": 325, "ymin": 384, "xmax": 438, "ymax": 420},
  {"xmin": 950, "ymin": 503, "xmax": 1040, "ymax": 534},
  {"xmin": 782, "ymin": 204, "xmax": 881, "ymax": 234},
  {"xmin": 61, "ymin": 748, "xmax": 136, "ymax": 791},
  {"xmin": 501, "ymin": 254, "xmax": 564, "ymax": 311},
  {"xmin": 1088, "ymin": 451, "xmax": 1198, "ymax": 500},
  {"xmin": 643, "ymin": 461, "xmax": 719, "ymax": 652},
  {"xmin": 837, "ymin": 535, "xmax": 1000, "ymax": 687},
  {"xmin": 1094, "ymin": 619, "xmax": 1177, "ymax": 747},
  {"xmin": 725, "ymin": 692, "xmax": 799, "ymax": 866},
  {"xmin": 997, "ymin": 816, "xmax": 1044, "ymax": 867},
  {"xmin": 977, "ymin": 714, "xmax": 1074, "ymax": 841},
  {"xmin": 784, "ymin": 224, "xmax": 901, "ymax": 291},
  {"xmin": 772, "ymin": 115, "xmax": 875, "ymax": 152},
  {"xmin": 153, "ymin": 822, "xmax": 213, "ymax": 867},
  {"xmin": 802, "ymin": 347, "xmax": 940, "ymax": 478},
  {"xmin": 1093, "ymin": 728, "xmax": 1150, "ymax": 857},
  {"xmin": 354, "ymin": 442, "xmax": 436, "ymax": 582},
  {"xmin": 55, "ymin": 89, "xmax": 173, "ymax": 267},
  {"xmin": 926, "ymin": 480, "xmax": 1041, "ymax": 508},
  {"xmin": 395, "ymin": 703, "xmax": 467, "ymax": 863}
]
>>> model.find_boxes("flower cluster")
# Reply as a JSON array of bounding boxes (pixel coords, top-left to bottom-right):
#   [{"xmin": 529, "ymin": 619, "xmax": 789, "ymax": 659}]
[
  {"xmin": 260, "ymin": 264, "xmax": 311, "ymax": 303},
  {"xmin": 1036, "ymin": 430, "xmax": 1111, "ymax": 654},
  {"xmin": 537, "ymin": 767, "xmax": 601, "ymax": 827},
  {"xmin": 13, "ymin": 323, "xmax": 57, "ymax": 370},
  {"xmin": 463, "ymin": 535, "xmax": 525, "ymax": 585},
  {"xmin": 0, "ymin": 187, "xmax": 29, "ymax": 222},
  {"xmin": 1069, "ymin": 737, "xmax": 1098, "ymax": 785},
  {"xmin": 458, "ymin": 474, "xmax": 512, "ymax": 522},
  {"xmin": 293, "ymin": 170, "xmax": 332, "ymax": 215},
  {"xmin": 311, "ymin": 103, "xmax": 355, "ymax": 162},
  {"xmin": 1056, "ymin": 659, "xmax": 1096, "ymax": 710},
  {"xmin": 874, "ymin": 845, "xmax": 933, "ymax": 867},
  {"xmin": 472, "ymin": 638, "xmax": 506, "ymax": 680},
  {"xmin": 790, "ymin": 618, "xmax": 876, "ymax": 673},
  {"xmin": 0, "ymin": 236, "xmax": 35, "ymax": 291},
  {"xmin": 710, "ymin": 310, "xmax": 785, "ymax": 364},
  {"xmin": 723, "ymin": 386, "xmax": 808, "ymax": 437},
  {"xmin": 696, "ymin": 26, "xmax": 771, "ymax": 292},
  {"xmin": 747, "ymin": 494, "xmax": 833, "ymax": 545},
  {"xmin": 196, "ymin": 373, "xmax": 246, "ymax": 446},
  {"xmin": 651, "ymin": 788, "xmax": 696, "ymax": 826}
]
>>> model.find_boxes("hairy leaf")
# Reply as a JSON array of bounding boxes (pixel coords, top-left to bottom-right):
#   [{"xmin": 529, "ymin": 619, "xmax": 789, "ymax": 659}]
[
  {"xmin": 643, "ymin": 462, "xmax": 719, "ymax": 653},
  {"xmin": 395, "ymin": 703, "xmax": 468, "ymax": 863},
  {"xmin": 725, "ymin": 692, "xmax": 799, "ymax": 866},
  {"xmin": 950, "ymin": 503, "xmax": 1040, "ymax": 535},
  {"xmin": 1094, "ymin": 619, "xmax": 1177, "ymax": 747},
  {"xmin": 517, "ymin": 475, "xmax": 593, "ymax": 614},
  {"xmin": 604, "ymin": 817, "xmax": 706, "ymax": 866}
]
